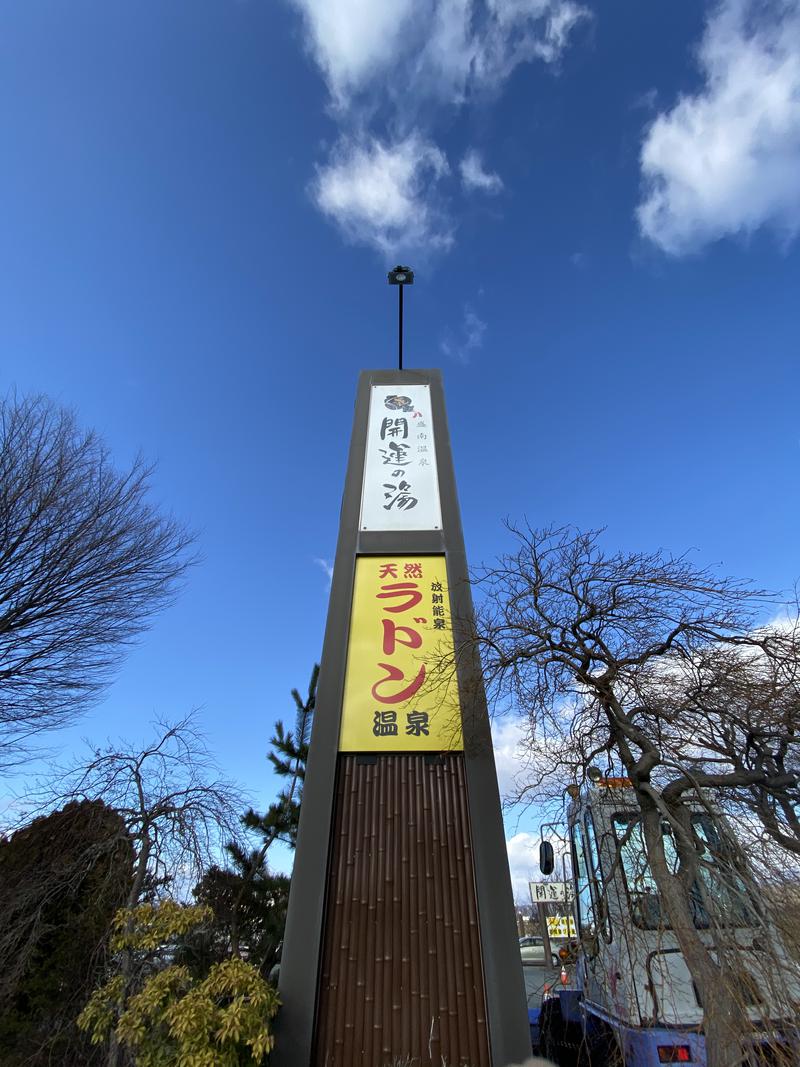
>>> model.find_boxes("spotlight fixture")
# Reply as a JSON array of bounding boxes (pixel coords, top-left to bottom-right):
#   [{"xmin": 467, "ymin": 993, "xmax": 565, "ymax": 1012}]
[
  {"xmin": 388, "ymin": 265, "xmax": 414, "ymax": 285},
  {"xmin": 387, "ymin": 265, "xmax": 414, "ymax": 370}
]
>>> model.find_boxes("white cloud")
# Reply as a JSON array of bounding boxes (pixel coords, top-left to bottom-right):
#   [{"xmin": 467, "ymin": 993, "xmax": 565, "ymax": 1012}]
[
  {"xmin": 464, "ymin": 308, "xmax": 487, "ymax": 347},
  {"xmin": 496, "ymin": 719, "xmax": 577, "ymax": 900},
  {"xmin": 313, "ymin": 557, "xmax": 334, "ymax": 590},
  {"xmin": 492, "ymin": 715, "xmax": 527, "ymax": 797},
  {"xmin": 637, "ymin": 0, "xmax": 800, "ymax": 255},
  {"xmin": 440, "ymin": 303, "xmax": 487, "ymax": 363},
  {"xmin": 290, "ymin": 0, "xmax": 589, "ymax": 255},
  {"xmin": 408, "ymin": 0, "xmax": 588, "ymax": 106},
  {"xmin": 460, "ymin": 149, "xmax": 504, "ymax": 193},
  {"xmin": 506, "ymin": 831, "xmax": 539, "ymax": 900},
  {"xmin": 312, "ymin": 133, "xmax": 453, "ymax": 256},
  {"xmin": 416, "ymin": 0, "xmax": 589, "ymax": 103},
  {"xmin": 486, "ymin": 0, "xmax": 588, "ymax": 64},
  {"xmin": 290, "ymin": 0, "xmax": 589, "ymax": 109},
  {"xmin": 287, "ymin": 0, "xmax": 416, "ymax": 107}
]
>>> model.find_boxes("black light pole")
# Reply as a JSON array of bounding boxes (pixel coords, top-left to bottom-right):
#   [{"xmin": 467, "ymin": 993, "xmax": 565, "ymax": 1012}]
[{"xmin": 387, "ymin": 264, "xmax": 414, "ymax": 371}]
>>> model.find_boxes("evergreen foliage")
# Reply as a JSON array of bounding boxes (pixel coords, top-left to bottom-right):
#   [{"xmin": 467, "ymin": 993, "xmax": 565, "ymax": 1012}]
[
  {"xmin": 0, "ymin": 799, "xmax": 133, "ymax": 1065},
  {"xmin": 79, "ymin": 902, "xmax": 279, "ymax": 1067},
  {"xmin": 222, "ymin": 664, "xmax": 318, "ymax": 960},
  {"xmin": 242, "ymin": 663, "xmax": 318, "ymax": 850},
  {"xmin": 189, "ymin": 857, "xmax": 289, "ymax": 978},
  {"xmin": 72, "ymin": 665, "xmax": 318, "ymax": 1063}
]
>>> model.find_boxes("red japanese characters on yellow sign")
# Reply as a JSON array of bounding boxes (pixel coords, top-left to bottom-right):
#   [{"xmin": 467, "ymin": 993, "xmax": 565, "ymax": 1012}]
[{"xmin": 339, "ymin": 556, "xmax": 463, "ymax": 751}]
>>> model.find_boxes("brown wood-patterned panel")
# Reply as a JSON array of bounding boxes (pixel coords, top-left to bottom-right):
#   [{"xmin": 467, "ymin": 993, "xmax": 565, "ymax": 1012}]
[{"xmin": 313, "ymin": 753, "xmax": 491, "ymax": 1067}]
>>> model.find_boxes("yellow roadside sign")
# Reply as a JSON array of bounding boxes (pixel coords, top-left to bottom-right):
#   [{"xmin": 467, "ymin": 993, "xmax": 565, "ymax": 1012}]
[
  {"xmin": 546, "ymin": 916, "xmax": 577, "ymax": 939},
  {"xmin": 339, "ymin": 555, "xmax": 463, "ymax": 751}
]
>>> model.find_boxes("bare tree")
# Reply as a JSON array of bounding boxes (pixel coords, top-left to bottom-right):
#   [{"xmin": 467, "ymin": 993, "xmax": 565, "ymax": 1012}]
[
  {"xmin": 31, "ymin": 712, "xmax": 247, "ymax": 1067},
  {"xmin": 469, "ymin": 523, "xmax": 800, "ymax": 1067},
  {"xmin": 643, "ymin": 624, "xmax": 800, "ymax": 856},
  {"xmin": 0, "ymin": 394, "xmax": 195, "ymax": 767},
  {"xmin": 40, "ymin": 712, "xmax": 247, "ymax": 908}
]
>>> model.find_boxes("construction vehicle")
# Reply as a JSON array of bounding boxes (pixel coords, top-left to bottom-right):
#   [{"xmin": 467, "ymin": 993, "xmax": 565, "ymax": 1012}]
[{"xmin": 532, "ymin": 773, "xmax": 800, "ymax": 1066}]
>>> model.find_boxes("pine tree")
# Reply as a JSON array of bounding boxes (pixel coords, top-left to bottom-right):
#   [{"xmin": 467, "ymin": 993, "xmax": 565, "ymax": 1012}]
[
  {"xmin": 199, "ymin": 665, "xmax": 318, "ymax": 962},
  {"xmin": 241, "ymin": 662, "xmax": 318, "ymax": 850},
  {"xmin": 187, "ymin": 850, "xmax": 290, "ymax": 977}
]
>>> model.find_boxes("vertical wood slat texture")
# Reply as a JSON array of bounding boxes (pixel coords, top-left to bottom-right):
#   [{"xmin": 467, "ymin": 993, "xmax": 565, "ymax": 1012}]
[{"xmin": 313, "ymin": 754, "xmax": 490, "ymax": 1067}]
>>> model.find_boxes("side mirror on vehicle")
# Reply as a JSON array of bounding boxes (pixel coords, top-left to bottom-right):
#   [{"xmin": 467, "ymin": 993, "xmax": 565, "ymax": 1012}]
[{"xmin": 539, "ymin": 840, "xmax": 555, "ymax": 876}]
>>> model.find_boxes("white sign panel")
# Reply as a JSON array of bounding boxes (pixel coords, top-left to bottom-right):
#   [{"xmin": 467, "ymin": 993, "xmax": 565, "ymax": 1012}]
[
  {"xmin": 360, "ymin": 385, "xmax": 442, "ymax": 531},
  {"xmin": 530, "ymin": 881, "xmax": 574, "ymax": 904}
]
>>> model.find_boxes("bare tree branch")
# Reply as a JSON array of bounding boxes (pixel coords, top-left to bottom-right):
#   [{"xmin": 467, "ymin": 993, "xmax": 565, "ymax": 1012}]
[
  {"xmin": 0, "ymin": 394, "xmax": 196, "ymax": 767},
  {"xmin": 29, "ymin": 710, "xmax": 247, "ymax": 903},
  {"xmin": 466, "ymin": 523, "xmax": 799, "ymax": 1067}
]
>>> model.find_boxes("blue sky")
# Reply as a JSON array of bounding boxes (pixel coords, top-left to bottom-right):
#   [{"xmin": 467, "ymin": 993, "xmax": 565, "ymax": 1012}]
[{"xmin": 2, "ymin": 0, "xmax": 799, "ymax": 891}]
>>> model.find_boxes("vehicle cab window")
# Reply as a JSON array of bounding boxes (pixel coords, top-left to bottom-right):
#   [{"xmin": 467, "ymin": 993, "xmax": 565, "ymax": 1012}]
[
  {"xmin": 570, "ymin": 818, "xmax": 596, "ymax": 939},
  {"xmin": 585, "ymin": 809, "xmax": 612, "ymax": 942},
  {"xmin": 612, "ymin": 811, "xmax": 755, "ymax": 930}
]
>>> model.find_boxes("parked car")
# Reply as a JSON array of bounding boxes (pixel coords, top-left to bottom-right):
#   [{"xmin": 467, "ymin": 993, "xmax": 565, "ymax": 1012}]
[{"xmin": 519, "ymin": 936, "xmax": 559, "ymax": 967}]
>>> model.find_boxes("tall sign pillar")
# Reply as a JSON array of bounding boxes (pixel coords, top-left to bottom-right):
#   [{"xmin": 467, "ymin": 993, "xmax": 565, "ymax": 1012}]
[{"xmin": 275, "ymin": 370, "xmax": 529, "ymax": 1067}]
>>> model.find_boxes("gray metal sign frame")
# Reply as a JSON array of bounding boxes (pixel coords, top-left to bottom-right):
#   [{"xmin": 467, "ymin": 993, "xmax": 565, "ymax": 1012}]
[{"xmin": 274, "ymin": 369, "xmax": 529, "ymax": 1066}]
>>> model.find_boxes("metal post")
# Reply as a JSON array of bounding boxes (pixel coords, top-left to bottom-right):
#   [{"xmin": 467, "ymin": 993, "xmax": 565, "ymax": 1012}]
[
  {"xmin": 388, "ymin": 265, "xmax": 413, "ymax": 371},
  {"xmin": 541, "ymin": 901, "xmax": 553, "ymax": 965}
]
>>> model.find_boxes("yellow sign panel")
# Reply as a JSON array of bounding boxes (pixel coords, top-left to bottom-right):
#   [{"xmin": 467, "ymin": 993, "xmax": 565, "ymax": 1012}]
[
  {"xmin": 546, "ymin": 916, "xmax": 577, "ymax": 939},
  {"xmin": 339, "ymin": 556, "xmax": 463, "ymax": 751}
]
